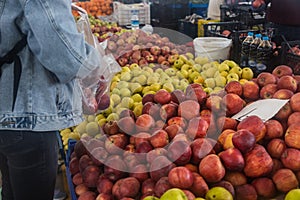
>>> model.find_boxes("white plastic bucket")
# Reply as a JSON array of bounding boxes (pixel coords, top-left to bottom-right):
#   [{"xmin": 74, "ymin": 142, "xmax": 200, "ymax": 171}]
[{"xmin": 193, "ymin": 37, "xmax": 232, "ymax": 61}]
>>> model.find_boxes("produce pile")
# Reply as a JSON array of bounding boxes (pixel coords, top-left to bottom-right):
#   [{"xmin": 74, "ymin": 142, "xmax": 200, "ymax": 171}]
[
  {"xmin": 72, "ymin": 0, "xmax": 113, "ymax": 17},
  {"xmin": 60, "ymin": 17, "xmax": 300, "ymax": 200}
]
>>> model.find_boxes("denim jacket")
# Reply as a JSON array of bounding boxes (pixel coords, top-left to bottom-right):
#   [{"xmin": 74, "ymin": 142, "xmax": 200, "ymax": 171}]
[{"xmin": 0, "ymin": 0, "xmax": 102, "ymax": 131}]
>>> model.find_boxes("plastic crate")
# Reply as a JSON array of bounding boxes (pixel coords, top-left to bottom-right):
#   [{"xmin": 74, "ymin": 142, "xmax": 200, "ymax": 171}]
[
  {"xmin": 281, "ymin": 40, "xmax": 300, "ymax": 75},
  {"xmin": 178, "ymin": 19, "xmax": 198, "ymax": 38},
  {"xmin": 220, "ymin": 4, "xmax": 266, "ymax": 29},
  {"xmin": 188, "ymin": 3, "xmax": 208, "ymax": 17},
  {"xmin": 113, "ymin": 2, "xmax": 150, "ymax": 26}
]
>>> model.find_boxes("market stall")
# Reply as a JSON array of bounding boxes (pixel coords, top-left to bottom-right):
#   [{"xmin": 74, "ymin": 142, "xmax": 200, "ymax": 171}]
[{"xmin": 59, "ymin": 1, "xmax": 300, "ymax": 200}]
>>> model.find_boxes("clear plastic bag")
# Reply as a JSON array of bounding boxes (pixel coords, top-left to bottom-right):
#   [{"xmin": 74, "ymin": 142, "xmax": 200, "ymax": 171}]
[{"xmin": 72, "ymin": 4, "xmax": 121, "ymax": 115}]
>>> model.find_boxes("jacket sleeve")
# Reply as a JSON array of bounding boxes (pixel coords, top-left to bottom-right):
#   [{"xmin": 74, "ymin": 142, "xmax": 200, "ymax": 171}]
[{"xmin": 23, "ymin": 0, "xmax": 101, "ymax": 83}]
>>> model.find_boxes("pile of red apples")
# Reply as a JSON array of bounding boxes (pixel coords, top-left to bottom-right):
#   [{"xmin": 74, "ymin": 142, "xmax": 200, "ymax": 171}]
[
  {"xmin": 68, "ymin": 65, "xmax": 300, "ymax": 200},
  {"xmin": 105, "ymin": 29, "xmax": 194, "ymax": 68}
]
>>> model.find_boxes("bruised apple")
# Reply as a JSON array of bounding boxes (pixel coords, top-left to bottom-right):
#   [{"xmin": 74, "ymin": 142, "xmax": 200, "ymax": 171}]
[
  {"xmin": 199, "ymin": 154, "xmax": 225, "ymax": 183},
  {"xmin": 243, "ymin": 144, "xmax": 273, "ymax": 178}
]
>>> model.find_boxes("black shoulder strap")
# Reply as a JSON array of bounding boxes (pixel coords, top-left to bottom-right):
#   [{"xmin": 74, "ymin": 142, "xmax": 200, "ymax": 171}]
[{"xmin": 0, "ymin": 35, "xmax": 27, "ymax": 111}]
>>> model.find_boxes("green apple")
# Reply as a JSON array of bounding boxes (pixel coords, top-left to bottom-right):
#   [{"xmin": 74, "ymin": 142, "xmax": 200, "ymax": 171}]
[
  {"xmin": 173, "ymin": 58, "xmax": 184, "ymax": 69},
  {"xmin": 223, "ymin": 60, "xmax": 238, "ymax": 69},
  {"xmin": 129, "ymin": 82, "xmax": 143, "ymax": 93},
  {"xmin": 142, "ymin": 196, "xmax": 159, "ymax": 200},
  {"xmin": 213, "ymin": 86, "xmax": 223, "ymax": 94},
  {"xmin": 155, "ymin": 68, "xmax": 164, "ymax": 74},
  {"xmin": 120, "ymin": 97, "xmax": 134, "ymax": 109},
  {"xmin": 193, "ymin": 75, "xmax": 204, "ymax": 84},
  {"xmin": 204, "ymin": 67, "xmax": 218, "ymax": 78},
  {"xmin": 175, "ymin": 71, "xmax": 185, "ymax": 79},
  {"xmin": 142, "ymin": 86, "xmax": 152, "ymax": 95},
  {"xmin": 192, "ymin": 64, "xmax": 202, "ymax": 72},
  {"xmin": 150, "ymin": 83, "xmax": 162, "ymax": 92},
  {"xmin": 148, "ymin": 63, "xmax": 156, "ymax": 68},
  {"xmin": 241, "ymin": 67, "xmax": 254, "ymax": 80},
  {"xmin": 205, "ymin": 187, "xmax": 233, "ymax": 200},
  {"xmin": 106, "ymin": 112, "xmax": 119, "ymax": 122},
  {"xmin": 229, "ymin": 66, "xmax": 243, "ymax": 78},
  {"xmin": 226, "ymin": 72, "xmax": 239, "ymax": 82},
  {"xmin": 120, "ymin": 71, "xmax": 132, "ymax": 81},
  {"xmin": 181, "ymin": 63, "xmax": 192, "ymax": 71},
  {"xmin": 116, "ymin": 81, "xmax": 129, "ymax": 89},
  {"xmin": 160, "ymin": 76, "xmax": 172, "ymax": 85},
  {"xmin": 215, "ymin": 75, "xmax": 227, "ymax": 87},
  {"xmin": 143, "ymin": 66, "xmax": 154, "ymax": 74},
  {"xmin": 194, "ymin": 198, "xmax": 205, "ymax": 200},
  {"xmin": 131, "ymin": 93, "xmax": 142, "ymax": 102},
  {"xmin": 119, "ymin": 87, "xmax": 132, "ymax": 98},
  {"xmin": 95, "ymin": 113, "xmax": 105, "ymax": 121},
  {"xmin": 131, "ymin": 68, "xmax": 142, "ymax": 77},
  {"xmin": 189, "ymin": 71, "xmax": 201, "ymax": 82},
  {"xmin": 202, "ymin": 63, "xmax": 212, "ymax": 71},
  {"xmin": 111, "ymin": 88, "xmax": 121, "ymax": 95},
  {"xmin": 147, "ymin": 76, "xmax": 159, "ymax": 85},
  {"xmin": 160, "ymin": 188, "xmax": 188, "ymax": 200},
  {"xmin": 97, "ymin": 118, "xmax": 107, "ymax": 127},
  {"xmin": 112, "ymin": 76, "xmax": 120, "ymax": 82},
  {"xmin": 165, "ymin": 68, "xmax": 177, "ymax": 76},
  {"xmin": 218, "ymin": 63, "xmax": 230, "ymax": 72},
  {"xmin": 204, "ymin": 77, "xmax": 216, "ymax": 89},
  {"xmin": 141, "ymin": 71, "xmax": 151, "ymax": 78},
  {"xmin": 129, "ymin": 63, "xmax": 140, "ymax": 70},
  {"xmin": 185, "ymin": 52, "xmax": 194, "ymax": 60},
  {"xmin": 136, "ymin": 74, "xmax": 147, "ymax": 85},
  {"xmin": 179, "ymin": 69, "xmax": 189, "ymax": 79},
  {"xmin": 163, "ymin": 82, "xmax": 175, "ymax": 92},
  {"xmin": 121, "ymin": 66, "xmax": 131, "ymax": 73},
  {"xmin": 220, "ymin": 70, "xmax": 229, "ymax": 77},
  {"xmin": 284, "ymin": 189, "xmax": 300, "ymax": 200},
  {"xmin": 195, "ymin": 56, "xmax": 209, "ymax": 65},
  {"xmin": 133, "ymin": 102, "xmax": 143, "ymax": 117}
]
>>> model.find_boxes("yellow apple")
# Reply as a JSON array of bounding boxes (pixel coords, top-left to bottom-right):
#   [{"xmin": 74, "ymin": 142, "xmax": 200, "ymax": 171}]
[{"xmin": 241, "ymin": 67, "xmax": 254, "ymax": 80}]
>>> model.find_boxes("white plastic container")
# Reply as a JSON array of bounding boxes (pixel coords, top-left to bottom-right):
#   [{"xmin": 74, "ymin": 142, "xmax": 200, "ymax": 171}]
[{"xmin": 193, "ymin": 37, "xmax": 232, "ymax": 61}]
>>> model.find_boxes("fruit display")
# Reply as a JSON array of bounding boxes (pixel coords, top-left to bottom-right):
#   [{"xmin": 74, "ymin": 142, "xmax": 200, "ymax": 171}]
[
  {"xmin": 72, "ymin": 0, "xmax": 113, "ymax": 17},
  {"xmin": 63, "ymin": 62, "xmax": 300, "ymax": 200}
]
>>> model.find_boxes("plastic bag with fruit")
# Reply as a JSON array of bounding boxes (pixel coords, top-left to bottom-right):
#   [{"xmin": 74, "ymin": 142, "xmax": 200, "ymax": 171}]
[{"xmin": 72, "ymin": 4, "xmax": 121, "ymax": 115}]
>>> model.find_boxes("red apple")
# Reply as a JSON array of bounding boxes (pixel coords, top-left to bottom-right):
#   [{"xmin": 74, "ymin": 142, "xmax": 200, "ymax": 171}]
[
  {"xmin": 150, "ymin": 129, "xmax": 169, "ymax": 148},
  {"xmin": 251, "ymin": 177, "xmax": 276, "ymax": 199},
  {"xmin": 146, "ymin": 148, "xmax": 168, "ymax": 164},
  {"xmin": 223, "ymin": 171, "xmax": 247, "ymax": 187},
  {"xmin": 272, "ymin": 168, "xmax": 299, "ymax": 193},
  {"xmin": 235, "ymin": 184, "xmax": 258, "ymax": 200},
  {"xmin": 285, "ymin": 124, "xmax": 300, "ymax": 149},
  {"xmin": 205, "ymin": 95, "xmax": 223, "ymax": 113},
  {"xmin": 159, "ymin": 103, "xmax": 178, "ymax": 121},
  {"xmin": 168, "ymin": 166, "xmax": 194, "ymax": 189},
  {"xmin": 95, "ymin": 193, "xmax": 113, "ymax": 200},
  {"xmin": 185, "ymin": 116, "xmax": 209, "ymax": 139},
  {"xmin": 141, "ymin": 178, "xmax": 156, "ymax": 195},
  {"xmin": 154, "ymin": 89, "xmax": 172, "ymax": 105},
  {"xmin": 178, "ymin": 100, "xmax": 200, "ymax": 120},
  {"xmin": 72, "ymin": 173, "xmax": 83, "ymax": 186},
  {"xmin": 244, "ymin": 144, "xmax": 273, "ymax": 178},
  {"xmin": 150, "ymin": 45, "xmax": 161, "ymax": 56},
  {"xmin": 190, "ymin": 138, "xmax": 214, "ymax": 165},
  {"xmin": 154, "ymin": 177, "xmax": 172, "ymax": 198},
  {"xmin": 112, "ymin": 177, "xmax": 140, "ymax": 199},
  {"xmin": 149, "ymin": 156, "xmax": 176, "ymax": 182},
  {"xmin": 199, "ymin": 154, "xmax": 225, "ymax": 183},
  {"xmin": 117, "ymin": 116, "xmax": 136, "ymax": 135},
  {"xmin": 130, "ymin": 132, "xmax": 151, "ymax": 146},
  {"xmin": 290, "ymin": 92, "xmax": 300, "ymax": 112},
  {"xmin": 217, "ymin": 116, "xmax": 238, "ymax": 132},
  {"xmin": 264, "ymin": 119, "xmax": 284, "ymax": 140},
  {"xmin": 167, "ymin": 116, "xmax": 187, "ymax": 129},
  {"xmin": 167, "ymin": 140, "xmax": 192, "ymax": 165},
  {"xmin": 272, "ymin": 88, "xmax": 294, "ymax": 99},
  {"xmin": 231, "ymin": 129, "xmax": 256, "ymax": 154},
  {"xmin": 82, "ymin": 165, "xmax": 101, "ymax": 188},
  {"xmin": 105, "ymin": 133, "xmax": 128, "ymax": 155},
  {"xmin": 256, "ymin": 72, "xmax": 277, "ymax": 87},
  {"xmin": 164, "ymin": 124, "xmax": 184, "ymax": 140},
  {"xmin": 129, "ymin": 164, "xmax": 149, "ymax": 183},
  {"xmin": 259, "ymin": 83, "xmax": 278, "ymax": 99},
  {"xmin": 224, "ymin": 80, "xmax": 243, "ymax": 96},
  {"xmin": 142, "ymin": 93, "xmax": 155, "ymax": 105},
  {"xmin": 212, "ymin": 180, "xmax": 235, "ymax": 197},
  {"xmin": 277, "ymin": 75, "xmax": 298, "ymax": 92},
  {"xmin": 185, "ymin": 86, "xmax": 207, "ymax": 105},
  {"xmin": 182, "ymin": 190, "xmax": 195, "ymax": 200},
  {"xmin": 104, "ymin": 155, "xmax": 127, "ymax": 182},
  {"xmin": 237, "ymin": 115, "xmax": 267, "ymax": 142},
  {"xmin": 190, "ymin": 172, "xmax": 209, "ymax": 197},
  {"xmin": 267, "ymin": 138, "xmax": 286, "ymax": 159},
  {"xmin": 136, "ymin": 114, "xmax": 156, "ymax": 132},
  {"xmin": 142, "ymin": 102, "xmax": 161, "ymax": 120},
  {"xmin": 242, "ymin": 80, "xmax": 260, "ymax": 101},
  {"xmin": 274, "ymin": 102, "xmax": 293, "ymax": 121},
  {"xmin": 97, "ymin": 176, "xmax": 113, "ymax": 194},
  {"xmin": 272, "ymin": 65, "xmax": 293, "ymax": 78},
  {"xmin": 170, "ymin": 89, "xmax": 186, "ymax": 104},
  {"xmin": 280, "ymin": 148, "xmax": 300, "ymax": 171},
  {"xmin": 222, "ymin": 93, "xmax": 246, "ymax": 116},
  {"xmin": 287, "ymin": 111, "xmax": 300, "ymax": 126},
  {"xmin": 219, "ymin": 147, "xmax": 245, "ymax": 171}
]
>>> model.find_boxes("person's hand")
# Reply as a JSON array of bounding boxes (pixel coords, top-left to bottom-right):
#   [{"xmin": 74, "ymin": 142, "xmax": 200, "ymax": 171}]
[{"xmin": 252, "ymin": 0, "xmax": 265, "ymax": 8}]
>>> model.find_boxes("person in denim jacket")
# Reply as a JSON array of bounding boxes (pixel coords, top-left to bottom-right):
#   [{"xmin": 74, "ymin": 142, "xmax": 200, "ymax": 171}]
[{"xmin": 0, "ymin": 0, "xmax": 103, "ymax": 199}]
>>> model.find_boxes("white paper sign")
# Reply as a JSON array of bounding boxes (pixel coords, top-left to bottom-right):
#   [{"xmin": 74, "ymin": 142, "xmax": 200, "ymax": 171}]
[{"xmin": 232, "ymin": 99, "xmax": 289, "ymax": 122}]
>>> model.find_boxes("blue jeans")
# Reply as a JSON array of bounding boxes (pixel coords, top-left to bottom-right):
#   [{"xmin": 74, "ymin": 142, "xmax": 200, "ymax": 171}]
[{"xmin": 0, "ymin": 130, "xmax": 58, "ymax": 200}]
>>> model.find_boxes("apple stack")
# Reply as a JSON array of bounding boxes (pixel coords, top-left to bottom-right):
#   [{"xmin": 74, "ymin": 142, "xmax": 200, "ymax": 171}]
[{"xmin": 65, "ymin": 64, "xmax": 300, "ymax": 200}]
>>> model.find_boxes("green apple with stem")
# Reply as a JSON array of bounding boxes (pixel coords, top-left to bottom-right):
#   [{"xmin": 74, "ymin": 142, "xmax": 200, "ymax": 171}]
[
  {"xmin": 121, "ymin": 66, "xmax": 131, "ymax": 73},
  {"xmin": 131, "ymin": 93, "xmax": 143, "ymax": 103},
  {"xmin": 229, "ymin": 66, "xmax": 243, "ymax": 78},
  {"xmin": 241, "ymin": 67, "xmax": 254, "ymax": 80},
  {"xmin": 179, "ymin": 69, "xmax": 189, "ymax": 79},
  {"xmin": 133, "ymin": 102, "xmax": 143, "ymax": 117},
  {"xmin": 226, "ymin": 72, "xmax": 239, "ymax": 82},
  {"xmin": 181, "ymin": 63, "xmax": 192, "ymax": 71},
  {"xmin": 173, "ymin": 58, "xmax": 184, "ymax": 69},
  {"xmin": 165, "ymin": 68, "xmax": 177, "ymax": 76}
]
